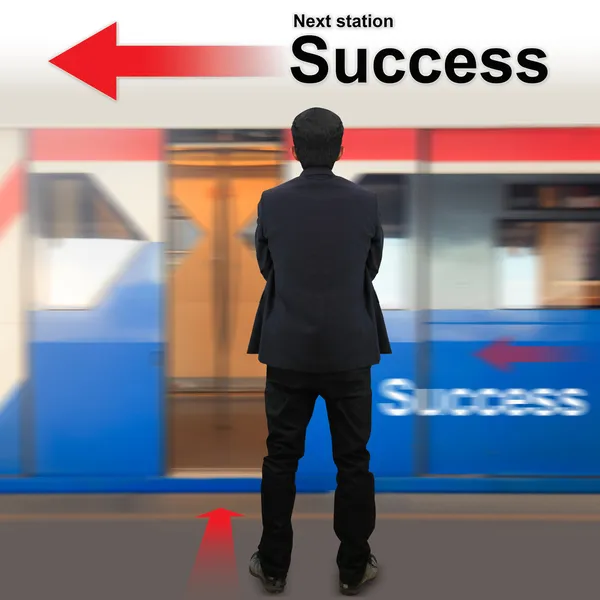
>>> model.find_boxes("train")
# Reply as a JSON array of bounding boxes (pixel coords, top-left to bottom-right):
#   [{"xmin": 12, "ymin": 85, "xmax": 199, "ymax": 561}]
[{"xmin": 2, "ymin": 123, "xmax": 600, "ymax": 493}]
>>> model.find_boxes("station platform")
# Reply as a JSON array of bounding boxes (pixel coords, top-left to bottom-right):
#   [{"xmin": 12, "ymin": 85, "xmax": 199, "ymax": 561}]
[{"xmin": 1, "ymin": 493, "xmax": 597, "ymax": 599}]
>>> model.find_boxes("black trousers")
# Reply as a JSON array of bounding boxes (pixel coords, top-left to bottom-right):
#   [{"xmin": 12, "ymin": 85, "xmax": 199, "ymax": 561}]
[{"xmin": 258, "ymin": 365, "xmax": 376, "ymax": 585}]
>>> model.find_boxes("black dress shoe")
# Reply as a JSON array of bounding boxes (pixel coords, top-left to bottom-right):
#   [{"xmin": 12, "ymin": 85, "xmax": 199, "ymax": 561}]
[
  {"xmin": 249, "ymin": 552, "xmax": 286, "ymax": 594},
  {"xmin": 340, "ymin": 554, "xmax": 379, "ymax": 596}
]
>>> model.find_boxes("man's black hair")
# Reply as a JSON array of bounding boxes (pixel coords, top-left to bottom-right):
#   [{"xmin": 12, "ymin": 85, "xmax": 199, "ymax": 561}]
[{"xmin": 291, "ymin": 107, "xmax": 344, "ymax": 169}]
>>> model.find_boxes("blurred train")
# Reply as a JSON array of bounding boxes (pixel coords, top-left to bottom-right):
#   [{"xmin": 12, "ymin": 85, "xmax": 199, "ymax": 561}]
[{"xmin": 2, "ymin": 123, "xmax": 600, "ymax": 492}]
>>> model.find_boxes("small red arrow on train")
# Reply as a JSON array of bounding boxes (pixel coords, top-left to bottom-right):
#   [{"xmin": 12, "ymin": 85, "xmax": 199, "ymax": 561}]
[
  {"xmin": 49, "ymin": 22, "xmax": 280, "ymax": 100},
  {"xmin": 476, "ymin": 338, "xmax": 577, "ymax": 371}
]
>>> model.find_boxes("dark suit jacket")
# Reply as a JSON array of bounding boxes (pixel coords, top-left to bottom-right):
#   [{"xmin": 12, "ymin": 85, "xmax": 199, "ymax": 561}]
[{"xmin": 247, "ymin": 166, "xmax": 392, "ymax": 373}]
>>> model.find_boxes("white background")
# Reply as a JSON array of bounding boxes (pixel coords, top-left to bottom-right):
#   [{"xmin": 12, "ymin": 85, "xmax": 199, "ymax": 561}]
[{"xmin": 0, "ymin": 0, "xmax": 598, "ymax": 126}]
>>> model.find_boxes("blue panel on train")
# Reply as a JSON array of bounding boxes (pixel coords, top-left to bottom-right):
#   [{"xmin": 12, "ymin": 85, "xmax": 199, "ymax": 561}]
[
  {"xmin": 298, "ymin": 311, "xmax": 416, "ymax": 484},
  {"xmin": 370, "ymin": 345, "xmax": 415, "ymax": 477},
  {"xmin": 0, "ymin": 384, "xmax": 22, "ymax": 474},
  {"xmin": 425, "ymin": 310, "xmax": 600, "ymax": 476},
  {"xmin": 31, "ymin": 243, "xmax": 164, "ymax": 476}
]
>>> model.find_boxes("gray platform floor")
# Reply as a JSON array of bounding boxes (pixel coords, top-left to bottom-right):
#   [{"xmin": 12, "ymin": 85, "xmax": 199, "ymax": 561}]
[{"xmin": 1, "ymin": 493, "xmax": 599, "ymax": 599}]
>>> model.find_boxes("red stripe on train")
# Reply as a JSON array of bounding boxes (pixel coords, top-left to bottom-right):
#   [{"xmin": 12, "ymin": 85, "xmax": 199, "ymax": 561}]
[
  {"xmin": 30, "ymin": 129, "xmax": 163, "ymax": 161},
  {"xmin": 286, "ymin": 128, "xmax": 600, "ymax": 162},
  {"xmin": 28, "ymin": 127, "xmax": 600, "ymax": 163},
  {"xmin": 430, "ymin": 128, "xmax": 600, "ymax": 162}
]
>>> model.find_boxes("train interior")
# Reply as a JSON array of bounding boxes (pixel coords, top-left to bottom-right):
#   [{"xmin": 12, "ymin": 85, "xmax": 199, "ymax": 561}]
[{"xmin": 163, "ymin": 128, "xmax": 600, "ymax": 477}]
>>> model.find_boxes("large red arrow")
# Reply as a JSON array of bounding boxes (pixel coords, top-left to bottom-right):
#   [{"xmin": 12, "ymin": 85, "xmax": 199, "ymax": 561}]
[
  {"xmin": 476, "ymin": 338, "xmax": 578, "ymax": 371},
  {"xmin": 49, "ymin": 23, "xmax": 279, "ymax": 100},
  {"xmin": 187, "ymin": 508, "xmax": 243, "ymax": 597}
]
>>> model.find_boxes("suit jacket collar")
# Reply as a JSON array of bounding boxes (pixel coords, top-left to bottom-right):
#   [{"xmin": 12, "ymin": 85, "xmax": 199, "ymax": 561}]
[{"xmin": 300, "ymin": 167, "xmax": 334, "ymax": 178}]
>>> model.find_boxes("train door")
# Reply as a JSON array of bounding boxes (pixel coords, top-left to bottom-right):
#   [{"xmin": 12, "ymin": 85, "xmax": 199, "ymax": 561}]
[
  {"xmin": 423, "ymin": 128, "xmax": 600, "ymax": 476},
  {"xmin": 28, "ymin": 129, "xmax": 164, "ymax": 476},
  {"xmin": 166, "ymin": 130, "xmax": 284, "ymax": 472}
]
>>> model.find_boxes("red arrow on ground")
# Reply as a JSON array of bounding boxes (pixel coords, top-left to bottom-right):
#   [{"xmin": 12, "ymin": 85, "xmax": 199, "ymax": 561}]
[
  {"xmin": 49, "ymin": 23, "xmax": 279, "ymax": 100},
  {"xmin": 476, "ymin": 338, "xmax": 578, "ymax": 371},
  {"xmin": 187, "ymin": 508, "xmax": 243, "ymax": 596}
]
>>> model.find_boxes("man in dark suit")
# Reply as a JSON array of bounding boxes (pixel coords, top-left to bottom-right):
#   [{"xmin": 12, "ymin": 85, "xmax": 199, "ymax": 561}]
[{"xmin": 248, "ymin": 107, "xmax": 391, "ymax": 596}]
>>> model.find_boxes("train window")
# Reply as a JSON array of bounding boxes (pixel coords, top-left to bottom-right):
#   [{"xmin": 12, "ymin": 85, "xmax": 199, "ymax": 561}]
[
  {"xmin": 498, "ymin": 219, "xmax": 600, "ymax": 308},
  {"xmin": 356, "ymin": 174, "xmax": 409, "ymax": 310},
  {"xmin": 238, "ymin": 217, "xmax": 255, "ymax": 249},
  {"xmin": 29, "ymin": 174, "xmax": 146, "ymax": 310},
  {"xmin": 498, "ymin": 181, "xmax": 600, "ymax": 308},
  {"xmin": 167, "ymin": 200, "xmax": 203, "ymax": 268},
  {"xmin": 497, "ymin": 221, "xmax": 540, "ymax": 308},
  {"xmin": 356, "ymin": 173, "xmax": 408, "ymax": 238},
  {"xmin": 30, "ymin": 173, "xmax": 143, "ymax": 240},
  {"xmin": 506, "ymin": 183, "xmax": 600, "ymax": 210}
]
